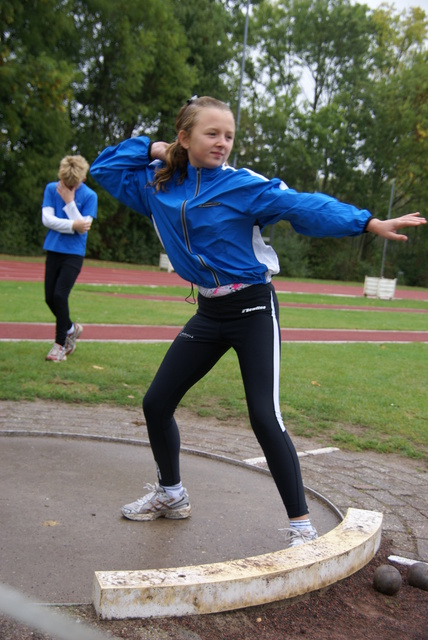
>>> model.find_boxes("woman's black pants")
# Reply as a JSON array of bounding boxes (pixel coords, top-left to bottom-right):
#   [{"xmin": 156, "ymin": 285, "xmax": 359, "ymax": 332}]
[{"xmin": 44, "ymin": 251, "xmax": 83, "ymax": 346}]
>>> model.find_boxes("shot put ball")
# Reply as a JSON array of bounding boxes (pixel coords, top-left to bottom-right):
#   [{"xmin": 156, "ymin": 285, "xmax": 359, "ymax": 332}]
[
  {"xmin": 373, "ymin": 564, "xmax": 402, "ymax": 595},
  {"xmin": 407, "ymin": 562, "xmax": 428, "ymax": 591}
]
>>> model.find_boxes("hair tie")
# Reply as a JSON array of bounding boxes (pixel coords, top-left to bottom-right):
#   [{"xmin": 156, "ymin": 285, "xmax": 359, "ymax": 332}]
[{"xmin": 187, "ymin": 95, "xmax": 198, "ymax": 105}]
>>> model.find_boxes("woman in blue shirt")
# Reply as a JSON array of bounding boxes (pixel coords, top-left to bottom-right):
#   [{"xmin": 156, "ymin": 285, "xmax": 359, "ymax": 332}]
[{"xmin": 42, "ymin": 155, "xmax": 97, "ymax": 362}]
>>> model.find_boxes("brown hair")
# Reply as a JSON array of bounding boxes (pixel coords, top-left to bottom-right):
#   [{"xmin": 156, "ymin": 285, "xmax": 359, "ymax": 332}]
[
  {"xmin": 153, "ymin": 96, "xmax": 233, "ymax": 192},
  {"xmin": 58, "ymin": 155, "xmax": 89, "ymax": 188}
]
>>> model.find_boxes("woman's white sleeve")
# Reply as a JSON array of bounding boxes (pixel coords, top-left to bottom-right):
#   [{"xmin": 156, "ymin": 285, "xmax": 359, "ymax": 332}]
[
  {"xmin": 63, "ymin": 200, "xmax": 83, "ymax": 221},
  {"xmin": 42, "ymin": 207, "xmax": 74, "ymax": 234}
]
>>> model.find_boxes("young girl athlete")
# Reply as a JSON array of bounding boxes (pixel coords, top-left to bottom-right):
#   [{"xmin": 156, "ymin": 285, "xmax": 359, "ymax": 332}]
[{"xmin": 90, "ymin": 96, "xmax": 425, "ymax": 546}]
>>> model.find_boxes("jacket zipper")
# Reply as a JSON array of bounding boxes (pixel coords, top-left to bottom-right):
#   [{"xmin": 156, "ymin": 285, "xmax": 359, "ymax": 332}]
[{"xmin": 181, "ymin": 168, "xmax": 221, "ymax": 286}]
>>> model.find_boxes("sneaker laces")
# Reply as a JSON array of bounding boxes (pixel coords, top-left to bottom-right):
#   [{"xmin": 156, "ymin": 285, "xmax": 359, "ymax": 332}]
[
  {"xmin": 279, "ymin": 526, "xmax": 318, "ymax": 547},
  {"xmin": 280, "ymin": 527, "xmax": 306, "ymax": 544},
  {"xmin": 137, "ymin": 482, "xmax": 163, "ymax": 505}
]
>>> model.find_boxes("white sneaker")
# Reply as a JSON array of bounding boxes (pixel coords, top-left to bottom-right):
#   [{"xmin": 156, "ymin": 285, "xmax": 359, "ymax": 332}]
[
  {"xmin": 282, "ymin": 525, "xmax": 318, "ymax": 548},
  {"xmin": 46, "ymin": 343, "xmax": 67, "ymax": 362},
  {"xmin": 64, "ymin": 323, "xmax": 83, "ymax": 356},
  {"xmin": 121, "ymin": 483, "xmax": 191, "ymax": 521}
]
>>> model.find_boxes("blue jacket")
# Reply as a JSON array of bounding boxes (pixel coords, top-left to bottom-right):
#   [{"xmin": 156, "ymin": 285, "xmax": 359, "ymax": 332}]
[
  {"xmin": 42, "ymin": 182, "xmax": 98, "ymax": 257},
  {"xmin": 90, "ymin": 136, "xmax": 372, "ymax": 288}
]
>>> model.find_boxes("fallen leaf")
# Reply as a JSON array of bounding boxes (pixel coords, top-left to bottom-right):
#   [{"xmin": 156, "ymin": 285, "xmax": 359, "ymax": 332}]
[
  {"xmin": 42, "ymin": 520, "xmax": 61, "ymax": 527},
  {"xmin": 311, "ymin": 380, "xmax": 321, "ymax": 387}
]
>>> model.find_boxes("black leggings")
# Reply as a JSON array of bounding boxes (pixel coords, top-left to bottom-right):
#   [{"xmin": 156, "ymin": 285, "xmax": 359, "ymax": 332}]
[
  {"xmin": 143, "ymin": 283, "xmax": 308, "ymax": 519},
  {"xmin": 44, "ymin": 251, "xmax": 83, "ymax": 346}
]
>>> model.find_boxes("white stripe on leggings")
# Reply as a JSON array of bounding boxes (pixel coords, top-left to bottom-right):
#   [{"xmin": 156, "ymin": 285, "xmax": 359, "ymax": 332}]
[{"xmin": 270, "ymin": 290, "xmax": 286, "ymax": 432}]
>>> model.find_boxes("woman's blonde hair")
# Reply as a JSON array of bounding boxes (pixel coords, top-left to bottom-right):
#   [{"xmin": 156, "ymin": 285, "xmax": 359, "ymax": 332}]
[
  {"xmin": 153, "ymin": 96, "xmax": 233, "ymax": 192},
  {"xmin": 58, "ymin": 155, "xmax": 89, "ymax": 187}
]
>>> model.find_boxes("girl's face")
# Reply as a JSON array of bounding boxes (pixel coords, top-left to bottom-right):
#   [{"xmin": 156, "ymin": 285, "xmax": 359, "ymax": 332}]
[{"xmin": 178, "ymin": 107, "xmax": 235, "ymax": 169}]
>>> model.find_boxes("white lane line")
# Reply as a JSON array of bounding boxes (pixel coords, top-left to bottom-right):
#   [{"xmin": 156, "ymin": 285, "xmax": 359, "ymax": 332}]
[
  {"xmin": 244, "ymin": 447, "xmax": 340, "ymax": 466},
  {"xmin": 301, "ymin": 447, "xmax": 341, "ymax": 457}
]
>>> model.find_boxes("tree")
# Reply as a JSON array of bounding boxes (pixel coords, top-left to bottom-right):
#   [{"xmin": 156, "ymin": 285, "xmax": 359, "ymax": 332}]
[
  {"xmin": 66, "ymin": 0, "xmax": 197, "ymax": 261},
  {"xmin": 0, "ymin": 0, "xmax": 78, "ymax": 254},
  {"xmin": 69, "ymin": 0, "xmax": 238, "ymax": 262},
  {"xmin": 0, "ymin": 0, "xmax": 239, "ymax": 261},
  {"xmin": 237, "ymin": 0, "xmax": 427, "ymax": 282},
  {"xmin": 70, "ymin": 0, "xmax": 195, "ymax": 153},
  {"xmin": 0, "ymin": 0, "xmax": 426, "ymax": 284},
  {"xmin": 350, "ymin": 7, "xmax": 428, "ymax": 283},
  {"xmin": 172, "ymin": 0, "xmax": 236, "ymax": 102}
]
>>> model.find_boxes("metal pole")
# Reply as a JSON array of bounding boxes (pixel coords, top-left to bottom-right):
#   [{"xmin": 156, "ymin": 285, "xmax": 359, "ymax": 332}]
[
  {"xmin": 233, "ymin": 0, "xmax": 250, "ymax": 167},
  {"xmin": 380, "ymin": 179, "xmax": 395, "ymax": 278},
  {"xmin": 0, "ymin": 583, "xmax": 117, "ymax": 640}
]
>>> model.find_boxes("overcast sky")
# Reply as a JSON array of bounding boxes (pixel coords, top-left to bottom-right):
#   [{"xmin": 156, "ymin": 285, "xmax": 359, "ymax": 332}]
[{"xmin": 353, "ymin": 0, "xmax": 428, "ymax": 13}]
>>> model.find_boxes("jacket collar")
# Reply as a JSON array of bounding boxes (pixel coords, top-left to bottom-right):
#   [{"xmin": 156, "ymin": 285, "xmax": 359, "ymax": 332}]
[{"xmin": 187, "ymin": 163, "xmax": 228, "ymax": 182}]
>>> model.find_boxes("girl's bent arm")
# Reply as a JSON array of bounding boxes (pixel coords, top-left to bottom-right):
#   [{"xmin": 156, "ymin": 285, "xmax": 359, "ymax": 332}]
[
  {"xmin": 42, "ymin": 207, "xmax": 74, "ymax": 234},
  {"xmin": 90, "ymin": 137, "xmax": 154, "ymax": 215}
]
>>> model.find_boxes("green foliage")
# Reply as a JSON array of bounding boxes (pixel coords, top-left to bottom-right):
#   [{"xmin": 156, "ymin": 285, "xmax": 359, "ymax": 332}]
[
  {"xmin": 270, "ymin": 222, "xmax": 310, "ymax": 278},
  {"xmin": 0, "ymin": 0, "xmax": 427, "ymax": 281},
  {"xmin": 243, "ymin": 0, "xmax": 428, "ymax": 283},
  {"xmin": 71, "ymin": 0, "xmax": 195, "ymax": 150},
  {"xmin": 0, "ymin": 1, "xmax": 77, "ymax": 255},
  {"xmin": 171, "ymin": 0, "xmax": 235, "ymax": 101}
]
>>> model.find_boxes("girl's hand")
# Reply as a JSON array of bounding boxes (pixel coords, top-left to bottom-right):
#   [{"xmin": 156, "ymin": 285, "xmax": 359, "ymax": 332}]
[
  {"xmin": 367, "ymin": 212, "xmax": 426, "ymax": 241},
  {"xmin": 72, "ymin": 217, "xmax": 92, "ymax": 234},
  {"xmin": 151, "ymin": 141, "xmax": 170, "ymax": 162},
  {"xmin": 57, "ymin": 180, "xmax": 76, "ymax": 204}
]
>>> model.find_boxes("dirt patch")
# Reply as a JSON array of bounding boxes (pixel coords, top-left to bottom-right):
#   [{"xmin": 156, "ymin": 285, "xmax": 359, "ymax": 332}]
[{"xmin": 1, "ymin": 538, "xmax": 427, "ymax": 640}]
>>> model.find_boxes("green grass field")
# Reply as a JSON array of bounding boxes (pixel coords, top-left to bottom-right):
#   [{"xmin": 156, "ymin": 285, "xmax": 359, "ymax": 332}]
[
  {"xmin": 1, "ymin": 261, "xmax": 427, "ymax": 461},
  {"xmin": 2, "ymin": 281, "xmax": 427, "ymax": 330}
]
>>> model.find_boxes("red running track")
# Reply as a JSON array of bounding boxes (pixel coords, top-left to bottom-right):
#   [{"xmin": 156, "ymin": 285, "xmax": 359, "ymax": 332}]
[
  {"xmin": 1, "ymin": 260, "xmax": 427, "ymax": 343},
  {"xmin": 1, "ymin": 322, "xmax": 427, "ymax": 343},
  {"xmin": 1, "ymin": 259, "xmax": 428, "ymax": 300}
]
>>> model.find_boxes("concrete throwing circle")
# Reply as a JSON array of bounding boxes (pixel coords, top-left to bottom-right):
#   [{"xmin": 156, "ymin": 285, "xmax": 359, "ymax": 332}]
[{"xmin": 0, "ymin": 434, "xmax": 341, "ymax": 603}]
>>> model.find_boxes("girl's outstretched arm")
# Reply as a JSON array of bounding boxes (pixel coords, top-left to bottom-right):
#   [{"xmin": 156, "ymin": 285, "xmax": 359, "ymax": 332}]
[{"xmin": 366, "ymin": 212, "xmax": 426, "ymax": 241}]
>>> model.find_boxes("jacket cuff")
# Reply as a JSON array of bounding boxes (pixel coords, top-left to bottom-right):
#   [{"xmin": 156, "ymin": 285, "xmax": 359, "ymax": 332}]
[
  {"xmin": 148, "ymin": 141, "xmax": 154, "ymax": 162},
  {"xmin": 363, "ymin": 216, "xmax": 375, "ymax": 233}
]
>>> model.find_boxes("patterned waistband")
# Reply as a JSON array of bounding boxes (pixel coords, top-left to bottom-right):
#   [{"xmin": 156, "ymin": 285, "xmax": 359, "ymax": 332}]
[{"xmin": 198, "ymin": 283, "xmax": 252, "ymax": 298}]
